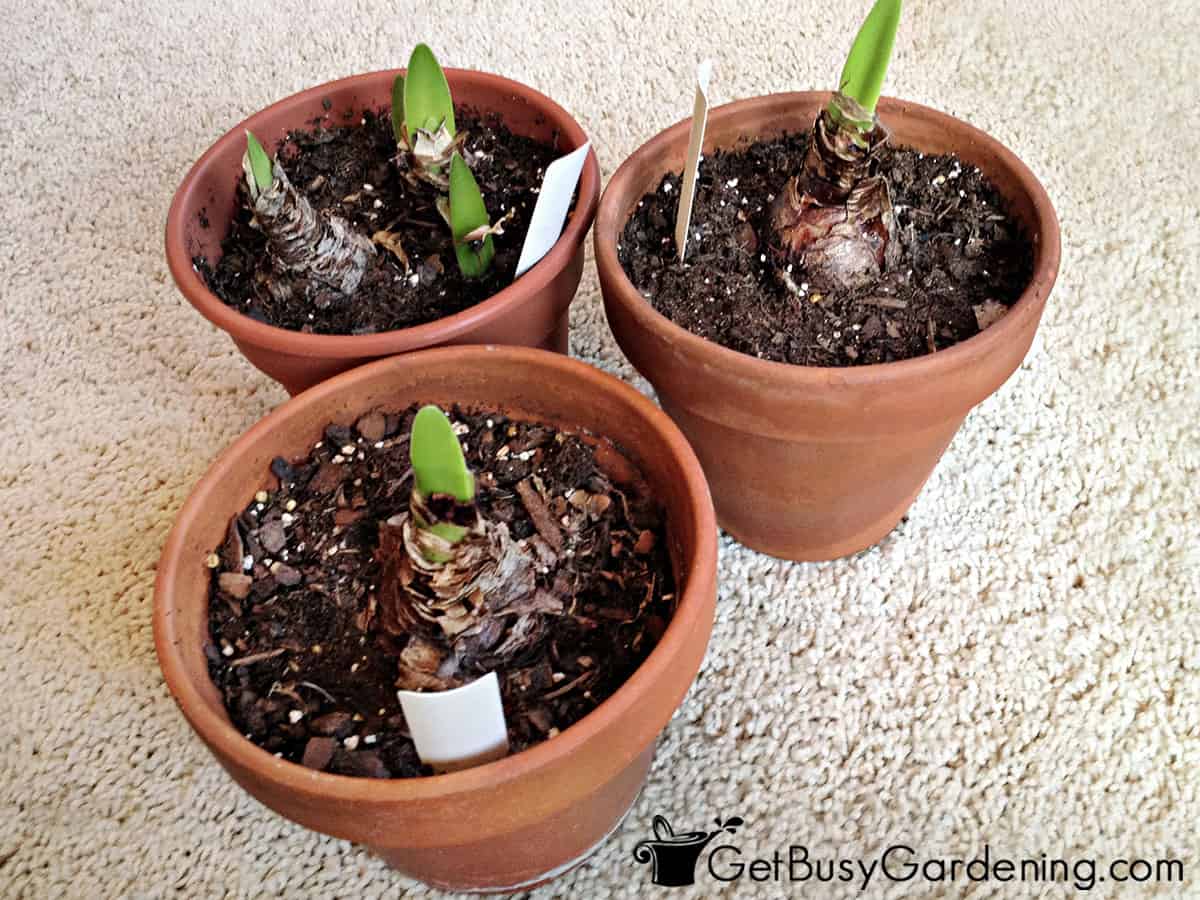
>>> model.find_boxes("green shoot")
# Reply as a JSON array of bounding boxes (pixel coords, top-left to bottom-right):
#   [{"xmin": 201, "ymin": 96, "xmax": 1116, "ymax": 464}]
[
  {"xmin": 836, "ymin": 0, "xmax": 901, "ymax": 123},
  {"xmin": 390, "ymin": 73, "xmax": 406, "ymax": 145},
  {"xmin": 449, "ymin": 153, "xmax": 495, "ymax": 278},
  {"xmin": 410, "ymin": 405, "xmax": 475, "ymax": 550},
  {"xmin": 411, "ymin": 405, "xmax": 475, "ymax": 502},
  {"xmin": 402, "ymin": 44, "xmax": 456, "ymax": 140},
  {"xmin": 244, "ymin": 131, "xmax": 274, "ymax": 193}
]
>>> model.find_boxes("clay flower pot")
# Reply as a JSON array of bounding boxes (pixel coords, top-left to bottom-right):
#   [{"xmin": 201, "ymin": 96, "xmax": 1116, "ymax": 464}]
[
  {"xmin": 154, "ymin": 346, "xmax": 716, "ymax": 892},
  {"xmin": 596, "ymin": 93, "xmax": 1060, "ymax": 561},
  {"xmin": 166, "ymin": 70, "xmax": 600, "ymax": 395}
]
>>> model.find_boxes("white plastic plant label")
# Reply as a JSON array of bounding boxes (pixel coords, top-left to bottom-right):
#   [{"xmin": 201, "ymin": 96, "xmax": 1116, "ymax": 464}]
[
  {"xmin": 674, "ymin": 60, "xmax": 712, "ymax": 262},
  {"xmin": 515, "ymin": 142, "xmax": 591, "ymax": 277},
  {"xmin": 397, "ymin": 671, "xmax": 509, "ymax": 774}
]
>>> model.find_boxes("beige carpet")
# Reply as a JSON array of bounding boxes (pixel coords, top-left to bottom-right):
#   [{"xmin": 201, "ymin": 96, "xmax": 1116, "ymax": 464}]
[{"xmin": 3, "ymin": 0, "xmax": 1198, "ymax": 897}]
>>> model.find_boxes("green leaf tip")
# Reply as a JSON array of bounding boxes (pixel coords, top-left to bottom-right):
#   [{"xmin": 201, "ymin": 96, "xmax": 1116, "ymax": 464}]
[
  {"xmin": 838, "ymin": 0, "xmax": 901, "ymax": 116},
  {"xmin": 390, "ymin": 73, "xmax": 405, "ymax": 145},
  {"xmin": 244, "ymin": 131, "xmax": 273, "ymax": 192},
  {"xmin": 449, "ymin": 153, "xmax": 495, "ymax": 279},
  {"xmin": 410, "ymin": 405, "xmax": 475, "ymax": 502},
  {"xmin": 403, "ymin": 44, "xmax": 456, "ymax": 139}
]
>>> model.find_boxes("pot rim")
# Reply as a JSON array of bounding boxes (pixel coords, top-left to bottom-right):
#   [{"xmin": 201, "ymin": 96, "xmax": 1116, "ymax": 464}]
[
  {"xmin": 595, "ymin": 91, "xmax": 1061, "ymax": 386},
  {"xmin": 165, "ymin": 68, "xmax": 601, "ymax": 359},
  {"xmin": 153, "ymin": 345, "xmax": 717, "ymax": 805}
]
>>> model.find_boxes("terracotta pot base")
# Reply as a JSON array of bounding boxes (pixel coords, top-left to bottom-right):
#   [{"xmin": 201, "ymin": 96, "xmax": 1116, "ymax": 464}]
[
  {"xmin": 659, "ymin": 396, "xmax": 958, "ymax": 560},
  {"xmin": 371, "ymin": 746, "xmax": 651, "ymax": 892},
  {"xmin": 718, "ymin": 467, "xmax": 930, "ymax": 562},
  {"xmin": 543, "ymin": 309, "xmax": 570, "ymax": 355},
  {"xmin": 234, "ymin": 305, "xmax": 571, "ymax": 395}
]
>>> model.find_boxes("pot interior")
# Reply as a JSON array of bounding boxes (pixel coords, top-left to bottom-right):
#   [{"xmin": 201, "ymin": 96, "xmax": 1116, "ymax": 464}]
[
  {"xmin": 614, "ymin": 93, "xmax": 1045, "ymax": 270},
  {"xmin": 177, "ymin": 70, "xmax": 582, "ymax": 272},
  {"xmin": 166, "ymin": 352, "xmax": 704, "ymax": 742}
]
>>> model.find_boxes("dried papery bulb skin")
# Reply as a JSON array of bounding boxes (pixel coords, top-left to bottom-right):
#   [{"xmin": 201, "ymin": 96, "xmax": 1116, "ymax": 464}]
[
  {"xmin": 769, "ymin": 91, "xmax": 898, "ymax": 293},
  {"xmin": 375, "ymin": 488, "xmax": 560, "ymax": 690},
  {"xmin": 395, "ymin": 122, "xmax": 465, "ymax": 190},
  {"xmin": 249, "ymin": 160, "xmax": 376, "ymax": 298}
]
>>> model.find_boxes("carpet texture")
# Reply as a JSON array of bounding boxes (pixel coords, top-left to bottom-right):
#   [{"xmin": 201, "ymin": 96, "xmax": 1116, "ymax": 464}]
[{"xmin": 2, "ymin": 1, "xmax": 1198, "ymax": 897}]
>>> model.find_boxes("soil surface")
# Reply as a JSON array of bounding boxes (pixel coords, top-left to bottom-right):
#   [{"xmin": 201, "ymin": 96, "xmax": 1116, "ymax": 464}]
[
  {"xmin": 619, "ymin": 131, "xmax": 1034, "ymax": 366},
  {"xmin": 197, "ymin": 107, "xmax": 565, "ymax": 335},
  {"xmin": 205, "ymin": 406, "xmax": 675, "ymax": 779}
]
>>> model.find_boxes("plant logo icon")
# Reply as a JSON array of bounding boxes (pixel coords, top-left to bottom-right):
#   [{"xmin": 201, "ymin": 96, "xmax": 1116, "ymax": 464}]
[{"xmin": 632, "ymin": 815, "xmax": 743, "ymax": 886}]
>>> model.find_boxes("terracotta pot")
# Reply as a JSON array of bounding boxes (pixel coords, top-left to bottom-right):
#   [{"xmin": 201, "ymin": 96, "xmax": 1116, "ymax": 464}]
[
  {"xmin": 154, "ymin": 346, "xmax": 717, "ymax": 892},
  {"xmin": 166, "ymin": 70, "xmax": 601, "ymax": 395},
  {"xmin": 596, "ymin": 93, "xmax": 1060, "ymax": 561}
]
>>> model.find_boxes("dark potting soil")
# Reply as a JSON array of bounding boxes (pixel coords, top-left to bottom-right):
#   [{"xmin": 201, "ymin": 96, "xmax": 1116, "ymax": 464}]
[
  {"xmin": 196, "ymin": 108, "xmax": 565, "ymax": 335},
  {"xmin": 205, "ymin": 406, "xmax": 675, "ymax": 779},
  {"xmin": 619, "ymin": 132, "xmax": 1034, "ymax": 366}
]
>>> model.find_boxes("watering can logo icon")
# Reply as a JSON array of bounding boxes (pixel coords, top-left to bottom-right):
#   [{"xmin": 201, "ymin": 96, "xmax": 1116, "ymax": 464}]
[{"xmin": 632, "ymin": 814, "xmax": 744, "ymax": 886}]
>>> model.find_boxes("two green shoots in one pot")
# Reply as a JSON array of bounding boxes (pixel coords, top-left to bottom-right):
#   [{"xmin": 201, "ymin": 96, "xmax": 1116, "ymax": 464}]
[
  {"xmin": 240, "ymin": 44, "xmax": 504, "ymax": 307},
  {"xmin": 769, "ymin": 0, "xmax": 902, "ymax": 293},
  {"xmin": 391, "ymin": 45, "xmax": 509, "ymax": 279}
]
